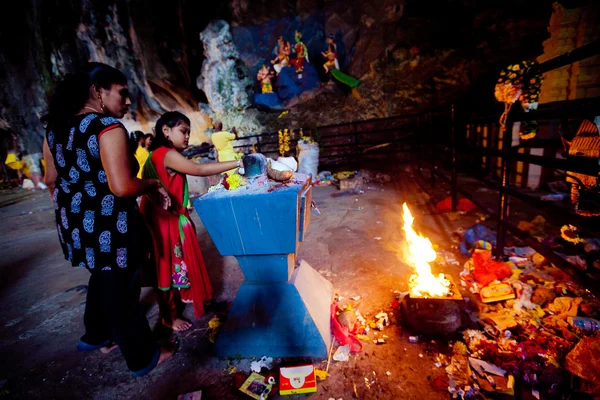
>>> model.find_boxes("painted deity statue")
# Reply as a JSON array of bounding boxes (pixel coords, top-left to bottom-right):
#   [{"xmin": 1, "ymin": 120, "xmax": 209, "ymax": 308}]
[
  {"xmin": 271, "ymin": 36, "xmax": 291, "ymax": 75},
  {"xmin": 321, "ymin": 35, "xmax": 339, "ymax": 73},
  {"xmin": 257, "ymin": 64, "xmax": 274, "ymax": 93},
  {"xmin": 290, "ymin": 31, "xmax": 309, "ymax": 78}
]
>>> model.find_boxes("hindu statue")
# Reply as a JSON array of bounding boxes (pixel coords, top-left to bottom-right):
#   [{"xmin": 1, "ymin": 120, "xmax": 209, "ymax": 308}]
[
  {"xmin": 290, "ymin": 30, "xmax": 309, "ymax": 78},
  {"xmin": 271, "ymin": 36, "xmax": 291, "ymax": 74},
  {"xmin": 257, "ymin": 64, "xmax": 274, "ymax": 93},
  {"xmin": 321, "ymin": 34, "xmax": 339, "ymax": 73}
]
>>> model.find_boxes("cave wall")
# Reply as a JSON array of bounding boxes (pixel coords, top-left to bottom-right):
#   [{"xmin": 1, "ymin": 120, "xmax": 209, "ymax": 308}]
[
  {"xmin": 0, "ymin": 0, "xmax": 220, "ymax": 155},
  {"xmin": 1, "ymin": 0, "xmax": 591, "ymax": 157}
]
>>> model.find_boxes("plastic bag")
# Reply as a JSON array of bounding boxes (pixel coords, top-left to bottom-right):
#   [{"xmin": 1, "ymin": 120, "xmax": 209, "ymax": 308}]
[
  {"xmin": 330, "ymin": 304, "xmax": 362, "ymax": 353},
  {"xmin": 297, "ymin": 141, "xmax": 319, "ymax": 179}
]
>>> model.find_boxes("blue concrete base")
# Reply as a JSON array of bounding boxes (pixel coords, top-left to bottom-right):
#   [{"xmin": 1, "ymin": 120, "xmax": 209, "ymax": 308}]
[{"xmin": 215, "ymin": 261, "xmax": 333, "ymax": 358}]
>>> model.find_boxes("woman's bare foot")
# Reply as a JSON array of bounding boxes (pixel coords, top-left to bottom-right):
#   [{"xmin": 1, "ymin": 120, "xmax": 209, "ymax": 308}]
[
  {"xmin": 100, "ymin": 343, "xmax": 118, "ymax": 354},
  {"xmin": 162, "ymin": 318, "xmax": 192, "ymax": 332},
  {"xmin": 158, "ymin": 345, "xmax": 176, "ymax": 365}
]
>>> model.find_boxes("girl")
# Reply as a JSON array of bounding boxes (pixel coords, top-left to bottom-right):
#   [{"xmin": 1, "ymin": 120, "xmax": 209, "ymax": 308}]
[
  {"xmin": 42, "ymin": 62, "xmax": 173, "ymax": 376},
  {"xmin": 141, "ymin": 111, "xmax": 240, "ymax": 331}
]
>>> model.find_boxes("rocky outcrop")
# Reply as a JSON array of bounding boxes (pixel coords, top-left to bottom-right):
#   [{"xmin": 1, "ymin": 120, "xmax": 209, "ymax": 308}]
[
  {"xmin": 0, "ymin": 0, "xmax": 213, "ymax": 154},
  {"xmin": 197, "ymin": 20, "xmax": 253, "ymax": 115}
]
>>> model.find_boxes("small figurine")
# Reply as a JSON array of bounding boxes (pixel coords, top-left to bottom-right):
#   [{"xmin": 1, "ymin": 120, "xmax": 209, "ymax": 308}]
[
  {"xmin": 321, "ymin": 34, "xmax": 339, "ymax": 73},
  {"xmin": 321, "ymin": 34, "xmax": 360, "ymax": 89},
  {"xmin": 271, "ymin": 36, "xmax": 291, "ymax": 74},
  {"xmin": 256, "ymin": 64, "xmax": 274, "ymax": 93},
  {"xmin": 290, "ymin": 30, "xmax": 309, "ymax": 78}
]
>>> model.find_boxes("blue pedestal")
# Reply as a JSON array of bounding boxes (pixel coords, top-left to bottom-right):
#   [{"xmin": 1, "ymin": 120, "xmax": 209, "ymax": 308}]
[
  {"xmin": 254, "ymin": 92, "xmax": 283, "ymax": 109},
  {"xmin": 193, "ymin": 175, "xmax": 332, "ymax": 358},
  {"xmin": 275, "ymin": 64, "xmax": 320, "ymax": 101}
]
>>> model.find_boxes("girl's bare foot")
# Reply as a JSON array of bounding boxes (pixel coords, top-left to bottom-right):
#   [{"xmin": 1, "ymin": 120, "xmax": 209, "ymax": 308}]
[
  {"xmin": 100, "ymin": 344, "xmax": 118, "ymax": 354},
  {"xmin": 162, "ymin": 318, "xmax": 192, "ymax": 332}
]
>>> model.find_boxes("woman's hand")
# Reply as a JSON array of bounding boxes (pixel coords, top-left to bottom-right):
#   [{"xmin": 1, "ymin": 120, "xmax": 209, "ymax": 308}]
[
  {"xmin": 145, "ymin": 179, "xmax": 171, "ymax": 210},
  {"xmin": 156, "ymin": 186, "xmax": 171, "ymax": 210}
]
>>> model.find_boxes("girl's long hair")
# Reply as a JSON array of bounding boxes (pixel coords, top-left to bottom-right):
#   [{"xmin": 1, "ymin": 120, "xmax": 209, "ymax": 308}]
[
  {"xmin": 41, "ymin": 62, "xmax": 127, "ymax": 136},
  {"xmin": 149, "ymin": 111, "xmax": 190, "ymax": 151}
]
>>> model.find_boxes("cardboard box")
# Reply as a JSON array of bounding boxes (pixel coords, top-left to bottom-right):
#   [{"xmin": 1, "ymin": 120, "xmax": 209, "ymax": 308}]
[
  {"xmin": 279, "ymin": 365, "xmax": 317, "ymax": 395},
  {"xmin": 480, "ymin": 283, "xmax": 516, "ymax": 304}
]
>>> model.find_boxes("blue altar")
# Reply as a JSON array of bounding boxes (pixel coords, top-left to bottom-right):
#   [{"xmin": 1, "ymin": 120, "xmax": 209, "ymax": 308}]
[{"xmin": 193, "ymin": 174, "xmax": 332, "ymax": 358}]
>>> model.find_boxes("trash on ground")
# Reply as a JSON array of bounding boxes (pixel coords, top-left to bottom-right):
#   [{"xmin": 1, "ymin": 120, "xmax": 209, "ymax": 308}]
[
  {"xmin": 541, "ymin": 193, "xmax": 566, "ymax": 201},
  {"xmin": 239, "ymin": 372, "xmax": 274, "ymax": 399},
  {"xmin": 333, "ymin": 345, "xmax": 350, "ymax": 362},
  {"xmin": 480, "ymin": 282, "xmax": 516, "ymax": 304},
  {"xmin": 280, "ymin": 365, "xmax": 317, "ymax": 395},
  {"xmin": 177, "ymin": 390, "xmax": 203, "ymax": 400},
  {"xmin": 314, "ymin": 368, "xmax": 330, "ymax": 381},
  {"xmin": 460, "ymin": 224, "xmax": 497, "ymax": 255},
  {"xmin": 251, "ymin": 356, "xmax": 274, "ymax": 373}
]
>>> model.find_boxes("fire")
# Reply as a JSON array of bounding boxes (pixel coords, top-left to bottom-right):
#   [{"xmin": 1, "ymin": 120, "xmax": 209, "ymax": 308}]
[{"xmin": 402, "ymin": 203, "xmax": 450, "ymax": 297}]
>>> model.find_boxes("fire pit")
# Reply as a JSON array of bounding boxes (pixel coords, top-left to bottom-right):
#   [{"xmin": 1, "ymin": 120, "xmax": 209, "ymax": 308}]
[
  {"xmin": 401, "ymin": 276, "xmax": 463, "ymax": 335},
  {"xmin": 399, "ymin": 204, "xmax": 464, "ymax": 334}
]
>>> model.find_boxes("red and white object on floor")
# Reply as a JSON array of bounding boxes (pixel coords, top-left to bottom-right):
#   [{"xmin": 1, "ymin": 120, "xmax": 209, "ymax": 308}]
[{"xmin": 279, "ymin": 365, "xmax": 317, "ymax": 395}]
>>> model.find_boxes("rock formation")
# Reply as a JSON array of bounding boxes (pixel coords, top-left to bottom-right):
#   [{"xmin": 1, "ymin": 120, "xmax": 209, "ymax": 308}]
[{"xmin": 197, "ymin": 20, "xmax": 253, "ymax": 115}]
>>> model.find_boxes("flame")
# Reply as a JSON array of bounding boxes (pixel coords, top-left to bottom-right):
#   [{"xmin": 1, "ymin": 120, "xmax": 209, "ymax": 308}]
[{"xmin": 402, "ymin": 203, "xmax": 450, "ymax": 297}]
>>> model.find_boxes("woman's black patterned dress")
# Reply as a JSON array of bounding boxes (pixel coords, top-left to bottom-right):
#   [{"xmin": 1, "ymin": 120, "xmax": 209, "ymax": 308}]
[
  {"xmin": 47, "ymin": 112, "xmax": 145, "ymax": 270},
  {"xmin": 46, "ymin": 112, "xmax": 158, "ymax": 374}
]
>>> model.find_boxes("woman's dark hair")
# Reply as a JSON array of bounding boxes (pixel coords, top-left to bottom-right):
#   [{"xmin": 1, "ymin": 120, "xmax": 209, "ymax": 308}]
[
  {"xmin": 41, "ymin": 62, "xmax": 127, "ymax": 134},
  {"xmin": 149, "ymin": 111, "xmax": 191, "ymax": 151},
  {"xmin": 132, "ymin": 130, "xmax": 145, "ymax": 143},
  {"xmin": 128, "ymin": 130, "xmax": 144, "ymax": 153}
]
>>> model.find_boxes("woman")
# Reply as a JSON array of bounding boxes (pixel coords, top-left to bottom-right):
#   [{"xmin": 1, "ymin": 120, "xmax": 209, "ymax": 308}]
[
  {"xmin": 141, "ymin": 112, "xmax": 240, "ymax": 331},
  {"xmin": 42, "ymin": 62, "xmax": 174, "ymax": 376},
  {"xmin": 132, "ymin": 131, "xmax": 153, "ymax": 178}
]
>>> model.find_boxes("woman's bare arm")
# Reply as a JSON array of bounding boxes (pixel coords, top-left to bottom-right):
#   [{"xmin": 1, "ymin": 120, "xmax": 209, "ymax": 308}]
[
  {"xmin": 43, "ymin": 138, "xmax": 57, "ymax": 196},
  {"xmin": 99, "ymin": 127, "xmax": 161, "ymax": 197}
]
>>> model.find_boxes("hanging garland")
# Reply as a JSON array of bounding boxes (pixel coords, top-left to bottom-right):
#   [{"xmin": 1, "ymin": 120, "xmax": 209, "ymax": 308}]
[
  {"xmin": 278, "ymin": 128, "xmax": 291, "ymax": 156},
  {"xmin": 494, "ymin": 61, "xmax": 543, "ymax": 140}
]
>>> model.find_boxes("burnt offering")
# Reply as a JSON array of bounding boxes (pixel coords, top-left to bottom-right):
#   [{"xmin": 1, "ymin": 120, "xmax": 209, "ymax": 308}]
[{"xmin": 400, "ymin": 204, "xmax": 463, "ymax": 334}]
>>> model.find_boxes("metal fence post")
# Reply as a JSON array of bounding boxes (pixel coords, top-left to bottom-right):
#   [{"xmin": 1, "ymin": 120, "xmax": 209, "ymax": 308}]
[
  {"xmin": 429, "ymin": 112, "xmax": 436, "ymax": 187},
  {"xmin": 495, "ymin": 116, "xmax": 513, "ymax": 260},
  {"xmin": 451, "ymin": 104, "xmax": 457, "ymax": 211},
  {"xmin": 256, "ymin": 135, "xmax": 262, "ymax": 153},
  {"xmin": 416, "ymin": 115, "xmax": 421, "ymax": 171}
]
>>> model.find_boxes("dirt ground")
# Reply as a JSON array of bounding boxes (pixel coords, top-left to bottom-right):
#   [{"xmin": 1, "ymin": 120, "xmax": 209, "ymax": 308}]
[{"xmin": 0, "ymin": 165, "xmax": 569, "ymax": 400}]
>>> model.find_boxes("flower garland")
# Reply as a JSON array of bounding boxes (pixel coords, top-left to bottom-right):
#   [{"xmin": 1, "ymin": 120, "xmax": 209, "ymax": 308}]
[
  {"xmin": 560, "ymin": 224, "xmax": 586, "ymax": 245},
  {"xmin": 278, "ymin": 128, "xmax": 291, "ymax": 156},
  {"xmin": 494, "ymin": 61, "xmax": 543, "ymax": 140}
]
